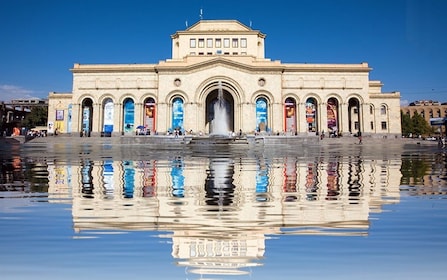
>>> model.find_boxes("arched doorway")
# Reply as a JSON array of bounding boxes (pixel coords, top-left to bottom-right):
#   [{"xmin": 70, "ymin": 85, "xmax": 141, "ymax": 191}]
[
  {"xmin": 348, "ymin": 98, "xmax": 361, "ymax": 134},
  {"xmin": 284, "ymin": 97, "xmax": 297, "ymax": 133},
  {"xmin": 305, "ymin": 97, "xmax": 318, "ymax": 133},
  {"xmin": 123, "ymin": 98, "xmax": 135, "ymax": 134},
  {"xmin": 327, "ymin": 97, "xmax": 339, "ymax": 136},
  {"xmin": 81, "ymin": 98, "xmax": 93, "ymax": 137},
  {"xmin": 205, "ymin": 86, "xmax": 234, "ymax": 134}
]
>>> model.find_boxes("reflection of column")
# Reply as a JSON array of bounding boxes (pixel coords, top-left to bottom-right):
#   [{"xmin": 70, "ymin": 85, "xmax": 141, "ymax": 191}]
[{"xmin": 204, "ymin": 158, "xmax": 235, "ymax": 206}]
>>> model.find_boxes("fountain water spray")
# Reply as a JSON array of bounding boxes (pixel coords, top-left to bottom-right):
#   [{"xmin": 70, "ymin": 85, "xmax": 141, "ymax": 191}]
[{"xmin": 211, "ymin": 81, "xmax": 229, "ymax": 136}]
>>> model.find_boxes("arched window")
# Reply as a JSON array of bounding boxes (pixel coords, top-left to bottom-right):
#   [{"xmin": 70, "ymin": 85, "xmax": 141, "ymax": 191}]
[
  {"xmin": 172, "ymin": 97, "xmax": 184, "ymax": 132},
  {"xmin": 123, "ymin": 98, "xmax": 135, "ymax": 134},
  {"xmin": 380, "ymin": 105, "xmax": 387, "ymax": 115},
  {"xmin": 256, "ymin": 97, "xmax": 268, "ymax": 132}
]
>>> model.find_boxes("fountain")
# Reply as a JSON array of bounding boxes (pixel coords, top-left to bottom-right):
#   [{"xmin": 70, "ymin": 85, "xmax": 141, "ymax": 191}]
[
  {"xmin": 187, "ymin": 81, "xmax": 248, "ymax": 149},
  {"xmin": 210, "ymin": 81, "xmax": 229, "ymax": 136}
]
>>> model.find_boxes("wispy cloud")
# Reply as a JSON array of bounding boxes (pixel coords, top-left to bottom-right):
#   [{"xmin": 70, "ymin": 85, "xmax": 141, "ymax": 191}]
[{"xmin": 0, "ymin": 85, "xmax": 42, "ymax": 102}]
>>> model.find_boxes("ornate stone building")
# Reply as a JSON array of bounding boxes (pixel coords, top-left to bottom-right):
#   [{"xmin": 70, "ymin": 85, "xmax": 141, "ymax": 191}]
[{"xmin": 48, "ymin": 20, "xmax": 401, "ymax": 137}]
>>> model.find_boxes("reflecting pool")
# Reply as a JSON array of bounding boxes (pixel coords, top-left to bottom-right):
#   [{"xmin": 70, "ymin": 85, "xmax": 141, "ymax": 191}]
[{"xmin": 1, "ymin": 137, "xmax": 447, "ymax": 280}]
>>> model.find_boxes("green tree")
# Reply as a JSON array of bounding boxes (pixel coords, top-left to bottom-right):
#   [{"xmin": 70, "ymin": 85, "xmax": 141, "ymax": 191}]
[
  {"xmin": 401, "ymin": 110, "xmax": 434, "ymax": 137},
  {"xmin": 401, "ymin": 111, "xmax": 413, "ymax": 136},
  {"xmin": 411, "ymin": 111, "xmax": 433, "ymax": 136},
  {"xmin": 22, "ymin": 107, "xmax": 48, "ymax": 129}
]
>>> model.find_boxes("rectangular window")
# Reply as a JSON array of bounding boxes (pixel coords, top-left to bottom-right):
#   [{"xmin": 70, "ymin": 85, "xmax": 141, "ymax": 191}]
[
  {"xmin": 207, "ymin": 52, "xmax": 212, "ymax": 55},
  {"xmin": 232, "ymin": 38, "xmax": 238, "ymax": 48},
  {"xmin": 381, "ymin": 121, "xmax": 387, "ymax": 130},
  {"xmin": 198, "ymin": 52, "xmax": 204, "ymax": 55},
  {"xmin": 216, "ymin": 50, "xmax": 222, "ymax": 55},
  {"xmin": 370, "ymin": 121, "xmax": 374, "ymax": 130},
  {"xmin": 232, "ymin": 52, "xmax": 238, "ymax": 55},
  {"xmin": 190, "ymin": 52, "xmax": 196, "ymax": 55},
  {"xmin": 224, "ymin": 52, "xmax": 230, "ymax": 55},
  {"xmin": 241, "ymin": 52, "xmax": 247, "ymax": 55},
  {"xmin": 198, "ymin": 38, "xmax": 204, "ymax": 48},
  {"xmin": 215, "ymin": 38, "xmax": 221, "ymax": 48},
  {"xmin": 240, "ymin": 38, "xmax": 247, "ymax": 48},
  {"xmin": 354, "ymin": 121, "xmax": 359, "ymax": 130},
  {"xmin": 190, "ymin": 39, "xmax": 196, "ymax": 48},
  {"xmin": 207, "ymin": 38, "xmax": 213, "ymax": 48},
  {"xmin": 223, "ymin": 38, "xmax": 230, "ymax": 48}
]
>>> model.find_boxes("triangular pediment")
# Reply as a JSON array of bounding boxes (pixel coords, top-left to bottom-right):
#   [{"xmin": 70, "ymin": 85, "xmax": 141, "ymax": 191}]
[{"xmin": 186, "ymin": 20, "xmax": 252, "ymax": 32}]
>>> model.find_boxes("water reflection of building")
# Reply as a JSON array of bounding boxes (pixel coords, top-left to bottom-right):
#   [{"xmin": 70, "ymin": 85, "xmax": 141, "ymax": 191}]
[{"xmin": 46, "ymin": 156, "xmax": 402, "ymax": 276}]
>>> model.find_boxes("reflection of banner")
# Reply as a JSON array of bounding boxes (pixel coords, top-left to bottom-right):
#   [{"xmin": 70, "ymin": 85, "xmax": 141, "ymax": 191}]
[
  {"xmin": 104, "ymin": 101, "xmax": 114, "ymax": 133},
  {"xmin": 103, "ymin": 160, "xmax": 114, "ymax": 194},
  {"xmin": 123, "ymin": 161, "xmax": 135, "ymax": 198},
  {"xmin": 256, "ymin": 99, "xmax": 267, "ymax": 129},
  {"xmin": 283, "ymin": 158, "xmax": 297, "ymax": 193},
  {"xmin": 256, "ymin": 160, "xmax": 269, "ymax": 193},
  {"xmin": 171, "ymin": 159, "xmax": 184, "ymax": 197},
  {"xmin": 172, "ymin": 99, "xmax": 183, "ymax": 129}
]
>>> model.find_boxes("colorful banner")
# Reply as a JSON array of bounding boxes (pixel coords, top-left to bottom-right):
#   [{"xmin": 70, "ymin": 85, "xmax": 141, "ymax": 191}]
[
  {"xmin": 103, "ymin": 100, "xmax": 114, "ymax": 133},
  {"xmin": 256, "ymin": 98, "xmax": 267, "ymax": 131},
  {"xmin": 172, "ymin": 98, "xmax": 184, "ymax": 130}
]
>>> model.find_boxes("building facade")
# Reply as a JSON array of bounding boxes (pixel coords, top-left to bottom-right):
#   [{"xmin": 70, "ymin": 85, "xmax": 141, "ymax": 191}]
[
  {"xmin": 48, "ymin": 20, "xmax": 401, "ymax": 137},
  {"xmin": 401, "ymin": 100, "xmax": 447, "ymax": 136}
]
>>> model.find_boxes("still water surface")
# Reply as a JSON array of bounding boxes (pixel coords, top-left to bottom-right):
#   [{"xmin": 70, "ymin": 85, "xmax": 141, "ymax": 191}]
[{"xmin": 1, "ymin": 138, "xmax": 447, "ymax": 280}]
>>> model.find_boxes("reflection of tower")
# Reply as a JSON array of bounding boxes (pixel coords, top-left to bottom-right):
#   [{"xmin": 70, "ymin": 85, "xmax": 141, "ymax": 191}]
[
  {"xmin": 172, "ymin": 231, "xmax": 265, "ymax": 276},
  {"xmin": 204, "ymin": 158, "xmax": 235, "ymax": 206}
]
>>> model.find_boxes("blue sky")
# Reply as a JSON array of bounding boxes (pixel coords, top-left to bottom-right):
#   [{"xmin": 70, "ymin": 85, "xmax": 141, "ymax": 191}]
[{"xmin": 0, "ymin": 0, "xmax": 446, "ymax": 106}]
